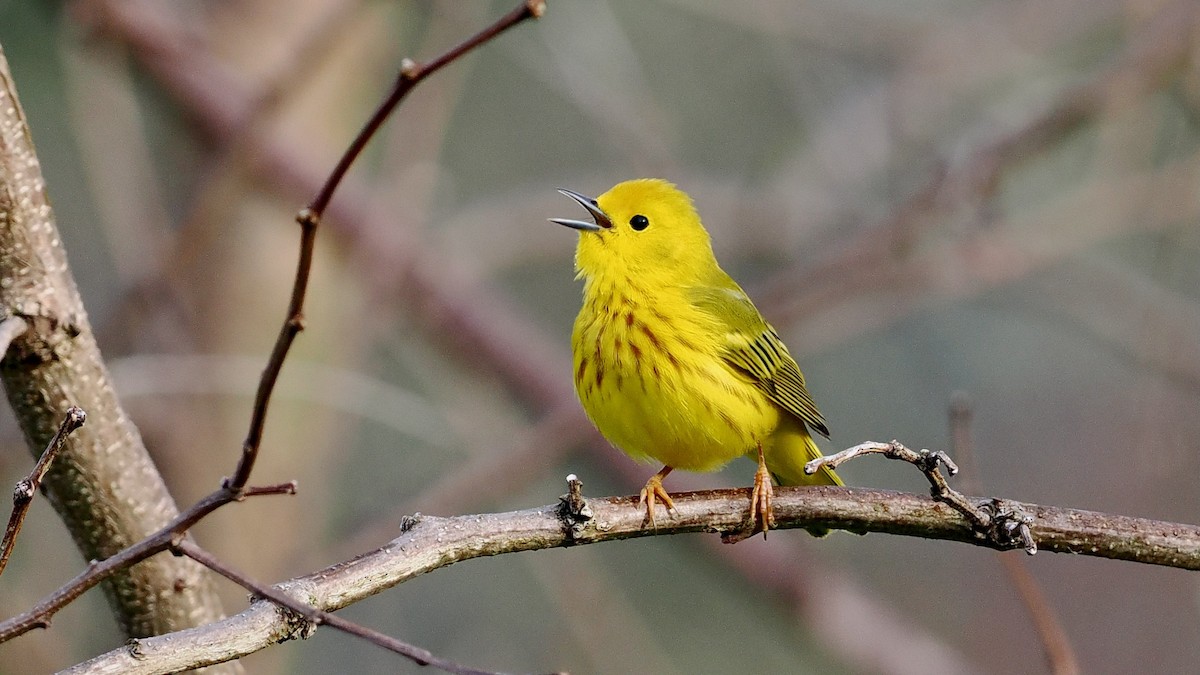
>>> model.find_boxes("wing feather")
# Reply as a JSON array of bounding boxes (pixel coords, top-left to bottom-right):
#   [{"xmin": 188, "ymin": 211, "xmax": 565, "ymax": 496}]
[{"xmin": 690, "ymin": 283, "xmax": 830, "ymax": 438}]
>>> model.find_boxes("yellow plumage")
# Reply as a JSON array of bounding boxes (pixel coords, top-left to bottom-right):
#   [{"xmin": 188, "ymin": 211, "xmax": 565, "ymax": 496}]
[{"xmin": 552, "ymin": 178, "xmax": 841, "ymax": 532}]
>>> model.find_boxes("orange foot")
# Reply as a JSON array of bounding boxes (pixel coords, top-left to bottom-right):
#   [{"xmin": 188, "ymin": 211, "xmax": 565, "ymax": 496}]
[
  {"xmin": 638, "ymin": 466, "xmax": 676, "ymax": 529},
  {"xmin": 748, "ymin": 443, "xmax": 775, "ymax": 537}
]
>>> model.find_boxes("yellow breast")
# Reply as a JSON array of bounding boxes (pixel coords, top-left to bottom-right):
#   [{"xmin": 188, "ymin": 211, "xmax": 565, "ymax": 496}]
[{"xmin": 571, "ymin": 278, "xmax": 778, "ymax": 472}]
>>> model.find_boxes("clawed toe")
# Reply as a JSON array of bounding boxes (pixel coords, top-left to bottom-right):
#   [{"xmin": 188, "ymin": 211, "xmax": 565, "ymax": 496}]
[{"xmin": 638, "ymin": 466, "xmax": 676, "ymax": 529}]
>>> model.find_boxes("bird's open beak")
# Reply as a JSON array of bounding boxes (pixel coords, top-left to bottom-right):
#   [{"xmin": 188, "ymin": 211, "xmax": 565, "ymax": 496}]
[{"xmin": 549, "ymin": 188, "xmax": 612, "ymax": 231}]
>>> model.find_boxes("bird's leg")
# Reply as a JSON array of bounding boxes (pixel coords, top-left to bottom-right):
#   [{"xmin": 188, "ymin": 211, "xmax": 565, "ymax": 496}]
[
  {"xmin": 749, "ymin": 442, "xmax": 774, "ymax": 536},
  {"xmin": 638, "ymin": 466, "xmax": 676, "ymax": 528}
]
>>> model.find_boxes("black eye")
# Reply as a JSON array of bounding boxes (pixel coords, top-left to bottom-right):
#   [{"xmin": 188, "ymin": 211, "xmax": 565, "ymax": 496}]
[{"xmin": 630, "ymin": 214, "xmax": 649, "ymax": 231}]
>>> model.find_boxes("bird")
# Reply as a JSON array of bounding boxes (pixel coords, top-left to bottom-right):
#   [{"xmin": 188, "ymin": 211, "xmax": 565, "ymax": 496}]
[{"xmin": 550, "ymin": 178, "xmax": 842, "ymax": 535}]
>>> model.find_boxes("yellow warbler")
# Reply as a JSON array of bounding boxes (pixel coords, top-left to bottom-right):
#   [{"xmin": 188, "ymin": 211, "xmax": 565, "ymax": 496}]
[{"xmin": 551, "ymin": 178, "xmax": 842, "ymax": 533}]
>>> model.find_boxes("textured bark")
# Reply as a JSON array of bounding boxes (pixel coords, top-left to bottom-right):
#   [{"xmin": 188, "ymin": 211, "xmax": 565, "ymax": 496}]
[
  {"xmin": 0, "ymin": 44, "xmax": 226, "ymax": 640},
  {"xmin": 66, "ymin": 485, "xmax": 1200, "ymax": 673}
]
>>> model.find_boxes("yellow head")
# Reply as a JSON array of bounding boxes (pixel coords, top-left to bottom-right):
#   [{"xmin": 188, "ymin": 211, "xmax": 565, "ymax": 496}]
[{"xmin": 551, "ymin": 179, "xmax": 719, "ymax": 285}]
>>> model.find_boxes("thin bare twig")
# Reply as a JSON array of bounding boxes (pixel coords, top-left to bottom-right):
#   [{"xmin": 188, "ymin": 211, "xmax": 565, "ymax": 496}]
[
  {"xmin": 0, "ymin": 481, "xmax": 295, "ymax": 643},
  {"xmin": 77, "ymin": 0, "xmax": 367, "ymax": 357},
  {"xmin": 174, "ymin": 540, "xmax": 510, "ymax": 675},
  {"xmin": 0, "ymin": 407, "xmax": 86, "ymax": 576},
  {"xmin": 307, "ymin": 0, "xmax": 545, "ymax": 217},
  {"xmin": 228, "ymin": 0, "xmax": 545, "ymax": 491},
  {"xmin": 68, "ymin": 473, "xmax": 1200, "ymax": 673},
  {"xmin": 90, "ymin": 0, "xmax": 574, "ymax": 437},
  {"xmin": 807, "ymin": 440, "xmax": 1037, "ymax": 554},
  {"xmin": 949, "ymin": 394, "xmax": 1080, "ymax": 675}
]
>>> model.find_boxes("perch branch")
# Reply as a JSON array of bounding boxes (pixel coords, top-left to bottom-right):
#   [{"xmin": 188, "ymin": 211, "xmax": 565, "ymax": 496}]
[
  {"xmin": 0, "ymin": 406, "xmax": 86, "ymax": 576},
  {"xmin": 66, "ymin": 470, "xmax": 1200, "ymax": 673}
]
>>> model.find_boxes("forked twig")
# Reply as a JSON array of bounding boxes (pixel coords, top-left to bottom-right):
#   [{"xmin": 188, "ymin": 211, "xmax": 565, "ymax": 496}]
[
  {"xmin": 0, "ymin": 482, "xmax": 296, "ymax": 642},
  {"xmin": 806, "ymin": 440, "xmax": 1037, "ymax": 554},
  {"xmin": 173, "ymin": 540, "xmax": 514, "ymax": 675},
  {"xmin": 0, "ymin": 407, "xmax": 86, "ymax": 576}
]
